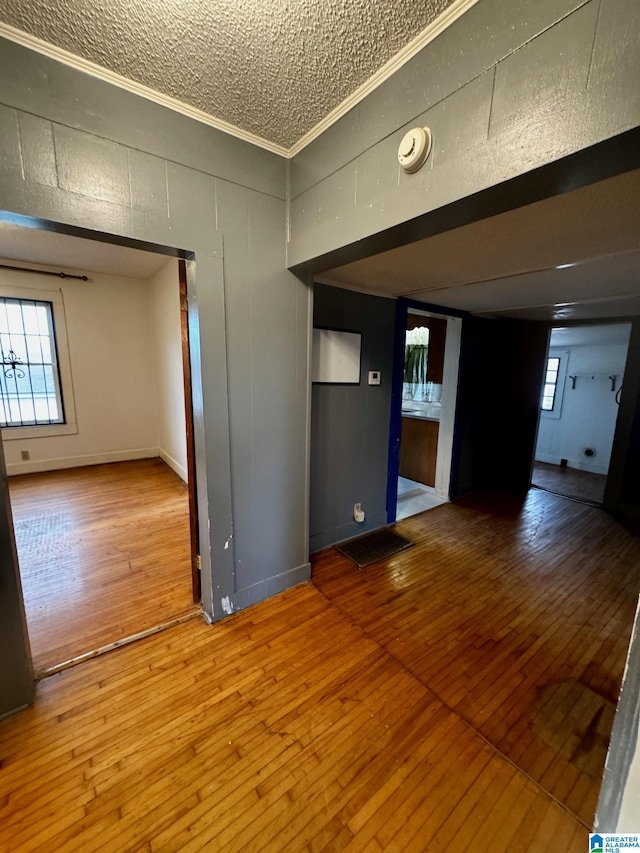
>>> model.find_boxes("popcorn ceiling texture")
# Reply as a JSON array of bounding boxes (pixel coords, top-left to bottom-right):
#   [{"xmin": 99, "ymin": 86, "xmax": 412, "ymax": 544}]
[{"xmin": 0, "ymin": 0, "xmax": 454, "ymax": 147}]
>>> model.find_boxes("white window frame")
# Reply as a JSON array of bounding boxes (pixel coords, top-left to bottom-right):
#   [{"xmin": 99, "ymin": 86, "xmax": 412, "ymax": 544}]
[
  {"xmin": 540, "ymin": 347, "xmax": 569, "ymax": 421},
  {"xmin": 0, "ymin": 284, "xmax": 78, "ymax": 440}
]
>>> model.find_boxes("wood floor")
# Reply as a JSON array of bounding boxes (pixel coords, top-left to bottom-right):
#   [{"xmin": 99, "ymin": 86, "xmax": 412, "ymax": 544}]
[
  {"xmin": 8, "ymin": 459, "xmax": 196, "ymax": 671},
  {"xmin": 0, "ymin": 488, "xmax": 637, "ymax": 850},
  {"xmin": 1, "ymin": 587, "xmax": 587, "ymax": 853},
  {"xmin": 314, "ymin": 489, "xmax": 640, "ymax": 828},
  {"xmin": 532, "ymin": 461, "xmax": 607, "ymax": 504}
]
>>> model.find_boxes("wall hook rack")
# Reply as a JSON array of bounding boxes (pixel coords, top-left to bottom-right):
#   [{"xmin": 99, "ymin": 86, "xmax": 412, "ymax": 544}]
[{"xmin": 567, "ymin": 373, "xmax": 618, "ymax": 391}]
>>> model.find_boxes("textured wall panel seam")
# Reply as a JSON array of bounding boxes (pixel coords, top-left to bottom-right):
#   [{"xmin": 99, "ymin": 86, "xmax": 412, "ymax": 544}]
[
  {"xmin": 125, "ymin": 149, "xmax": 133, "ymax": 208},
  {"xmin": 291, "ymin": 63, "xmax": 494, "ymax": 201},
  {"xmin": 289, "ymin": 81, "xmax": 485, "ymax": 202},
  {"xmin": 289, "ymin": 0, "xmax": 597, "ymax": 202},
  {"xmin": 13, "ymin": 108, "xmax": 26, "ymax": 180},
  {"xmin": 285, "ymin": 160, "xmax": 291, "ymax": 242},
  {"xmin": 0, "ymin": 99, "xmax": 286, "ymax": 202},
  {"xmin": 486, "ymin": 66, "xmax": 498, "ymax": 140},
  {"xmin": 163, "ymin": 161, "xmax": 169, "ymax": 218},
  {"xmin": 49, "ymin": 116, "xmax": 61, "ymax": 190},
  {"xmin": 586, "ymin": 0, "xmax": 605, "ymax": 89},
  {"xmin": 496, "ymin": 0, "xmax": 596, "ymax": 62}
]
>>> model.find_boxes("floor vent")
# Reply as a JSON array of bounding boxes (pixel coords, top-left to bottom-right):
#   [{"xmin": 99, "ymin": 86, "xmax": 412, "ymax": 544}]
[{"xmin": 335, "ymin": 528, "xmax": 414, "ymax": 568}]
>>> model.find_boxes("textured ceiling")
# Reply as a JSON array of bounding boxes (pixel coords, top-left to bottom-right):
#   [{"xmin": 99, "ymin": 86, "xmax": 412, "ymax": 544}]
[
  {"xmin": 0, "ymin": 0, "xmax": 455, "ymax": 148},
  {"xmin": 321, "ymin": 169, "xmax": 640, "ymax": 321}
]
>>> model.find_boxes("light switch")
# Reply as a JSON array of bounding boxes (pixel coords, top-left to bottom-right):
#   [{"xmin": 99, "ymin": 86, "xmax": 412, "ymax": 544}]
[{"xmin": 368, "ymin": 370, "xmax": 381, "ymax": 385}]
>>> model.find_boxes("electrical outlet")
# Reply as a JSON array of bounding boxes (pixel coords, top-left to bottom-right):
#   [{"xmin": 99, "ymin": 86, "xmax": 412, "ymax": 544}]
[
  {"xmin": 354, "ymin": 503, "xmax": 361, "ymax": 515},
  {"xmin": 21, "ymin": 450, "xmax": 30, "ymax": 461}
]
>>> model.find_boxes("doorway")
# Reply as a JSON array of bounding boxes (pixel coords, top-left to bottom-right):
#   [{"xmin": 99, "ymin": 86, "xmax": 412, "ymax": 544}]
[
  {"xmin": 0, "ymin": 226, "xmax": 201, "ymax": 674},
  {"xmin": 391, "ymin": 305, "xmax": 462, "ymax": 522},
  {"xmin": 532, "ymin": 323, "xmax": 632, "ymax": 505}
]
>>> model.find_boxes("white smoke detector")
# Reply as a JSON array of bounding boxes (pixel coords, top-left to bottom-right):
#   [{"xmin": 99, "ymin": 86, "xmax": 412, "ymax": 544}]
[{"xmin": 398, "ymin": 127, "xmax": 433, "ymax": 173}]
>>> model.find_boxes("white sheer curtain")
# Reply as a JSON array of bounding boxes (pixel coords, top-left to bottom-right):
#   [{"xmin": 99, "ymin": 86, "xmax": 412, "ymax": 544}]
[{"xmin": 403, "ymin": 327, "xmax": 429, "ymax": 401}]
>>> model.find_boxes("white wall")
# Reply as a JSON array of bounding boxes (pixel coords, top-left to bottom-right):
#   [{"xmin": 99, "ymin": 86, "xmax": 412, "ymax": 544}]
[
  {"xmin": 0, "ymin": 261, "xmax": 159, "ymax": 474},
  {"xmin": 536, "ymin": 326, "xmax": 631, "ymax": 475},
  {"xmin": 148, "ymin": 259, "xmax": 187, "ymax": 482}
]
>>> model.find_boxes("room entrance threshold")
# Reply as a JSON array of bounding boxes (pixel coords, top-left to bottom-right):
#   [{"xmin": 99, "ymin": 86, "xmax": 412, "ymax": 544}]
[{"xmin": 34, "ymin": 609, "xmax": 202, "ymax": 680}]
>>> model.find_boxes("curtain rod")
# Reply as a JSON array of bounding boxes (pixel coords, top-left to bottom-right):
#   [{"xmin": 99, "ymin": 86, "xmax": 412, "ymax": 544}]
[{"xmin": 0, "ymin": 262, "xmax": 88, "ymax": 281}]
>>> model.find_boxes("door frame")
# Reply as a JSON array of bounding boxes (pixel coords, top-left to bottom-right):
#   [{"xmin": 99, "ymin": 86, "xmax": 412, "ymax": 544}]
[
  {"xmin": 0, "ymin": 224, "xmax": 209, "ymax": 672},
  {"xmin": 531, "ymin": 320, "xmax": 635, "ymax": 505},
  {"xmin": 178, "ymin": 259, "xmax": 201, "ymax": 602},
  {"xmin": 386, "ymin": 296, "xmax": 466, "ymax": 523},
  {"xmin": 0, "ymin": 210, "xmax": 228, "ymax": 638}
]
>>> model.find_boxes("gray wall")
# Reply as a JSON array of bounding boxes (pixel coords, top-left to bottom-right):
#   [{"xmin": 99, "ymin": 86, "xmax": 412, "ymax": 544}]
[
  {"xmin": 605, "ymin": 319, "xmax": 640, "ymax": 514},
  {"xmin": 2, "ymin": 0, "xmax": 639, "ymax": 717},
  {"xmin": 289, "ymin": 0, "xmax": 640, "ymax": 269},
  {"xmin": 0, "ymin": 38, "xmax": 310, "ymax": 711},
  {"xmin": 0, "ymin": 437, "xmax": 33, "ymax": 717},
  {"xmin": 310, "ymin": 284, "xmax": 395, "ymax": 552}
]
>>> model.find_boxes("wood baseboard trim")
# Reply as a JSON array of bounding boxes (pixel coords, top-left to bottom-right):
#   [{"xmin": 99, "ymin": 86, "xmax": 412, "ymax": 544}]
[{"xmin": 35, "ymin": 609, "xmax": 202, "ymax": 679}]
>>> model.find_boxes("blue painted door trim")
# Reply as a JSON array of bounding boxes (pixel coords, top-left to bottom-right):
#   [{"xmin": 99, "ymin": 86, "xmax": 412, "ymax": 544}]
[{"xmin": 386, "ymin": 297, "xmax": 470, "ymax": 524}]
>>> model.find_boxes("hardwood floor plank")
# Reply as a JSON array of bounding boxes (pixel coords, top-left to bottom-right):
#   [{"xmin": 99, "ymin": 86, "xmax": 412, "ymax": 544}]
[
  {"xmin": 313, "ymin": 489, "xmax": 640, "ymax": 827},
  {"xmin": 9, "ymin": 459, "xmax": 197, "ymax": 671},
  {"xmin": 0, "ymin": 577, "xmax": 585, "ymax": 853}
]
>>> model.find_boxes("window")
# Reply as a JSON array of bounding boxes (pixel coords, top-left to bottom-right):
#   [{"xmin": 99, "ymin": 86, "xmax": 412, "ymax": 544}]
[
  {"xmin": 540, "ymin": 348, "xmax": 569, "ymax": 421},
  {"xmin": 0, "ymin": 297, "xmax": 64, "ymax": 427},
  {"xmin": 0, "ymin": 285, "xmax": 77, "ymax": 440},
  {"xmin": 541, "ymin": 356, "xmax": 561, "ymax": 412}
]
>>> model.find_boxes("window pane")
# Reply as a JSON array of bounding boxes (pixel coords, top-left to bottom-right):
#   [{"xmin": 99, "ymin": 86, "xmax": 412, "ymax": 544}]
[
  {"xmin": 0, "ymin": 298, "xmax": 63, "ymax": 427},
  {"xmin": 1, "ymin": 333, "xmax": 28, "ymax": 363},
  {"xmin": 35, "ymin": 303, "xmax": 51, "ymax": 336},
  {"xmin": 541, "ymin": 356, "xmax": 562, "ymax": 413},
  {"xmin": 26, "ymin": 334, "xmax": 49, "ymax": 364},
  {"xmin": 5, "ymin": 301, "xmax": 25, "ymax": 335},
  {"xmin": 20, "ymin": 303, "xmax": 41, "ymax": 335}
]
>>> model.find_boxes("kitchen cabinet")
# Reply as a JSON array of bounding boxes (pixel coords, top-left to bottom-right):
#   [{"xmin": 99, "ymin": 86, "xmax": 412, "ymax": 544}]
[{"xmin": 399, "ymin": 416, "xmax": 439, "ymax": 487}]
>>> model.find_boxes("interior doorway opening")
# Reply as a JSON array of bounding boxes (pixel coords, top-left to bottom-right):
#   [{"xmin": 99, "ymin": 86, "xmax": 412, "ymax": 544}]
[
  {"xmin": 392, "ymin": 305, "xmax": 462, "ymax": 522},
  {"xmin": 532, "ymin": 322, "xmax": 632, "ymax": 505},
  {"xmin": 0, "ymin": 222, "xmax": 201, "ymax": 676}
]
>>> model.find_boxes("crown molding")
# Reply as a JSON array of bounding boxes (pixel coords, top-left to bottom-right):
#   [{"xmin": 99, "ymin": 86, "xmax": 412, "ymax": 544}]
[
  {"xmin": 286, "ymin": 0, "xmax": 481, "ymax": 157},
  {"xmin": 0, "ymin": 21, "xmax": 289, "ymax": 157},
  {"xmin": 0, "ymin": 0, "xmax": 479, "ymax": 160}
]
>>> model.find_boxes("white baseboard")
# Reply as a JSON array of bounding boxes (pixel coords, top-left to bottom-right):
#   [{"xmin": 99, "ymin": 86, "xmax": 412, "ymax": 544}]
[
  {"xmin": 535, "ymin": 452, "xmax": 563, "ymax": 466},
  {"xmin": 159, "ymin": 448, "xmax": 188, "ymax": 483},
  {"xmin": 534, "ymin": 453, "xmax": 608, "ymax": 476},
  {"xmin": 6, "ymin": 448, "xmax": 160, "ymax": 476}
]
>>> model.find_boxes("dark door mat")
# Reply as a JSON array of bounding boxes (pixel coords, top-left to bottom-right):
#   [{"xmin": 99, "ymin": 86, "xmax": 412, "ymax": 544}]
[{"xmin": 335, "ymin": 528, "xmax": 414, "ymax": 568}]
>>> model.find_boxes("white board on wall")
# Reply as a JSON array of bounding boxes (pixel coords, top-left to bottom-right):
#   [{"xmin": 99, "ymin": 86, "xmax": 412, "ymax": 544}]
[{"xmin": 312, "ymin": 328, "xmax": 361, "ymax": 384}]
